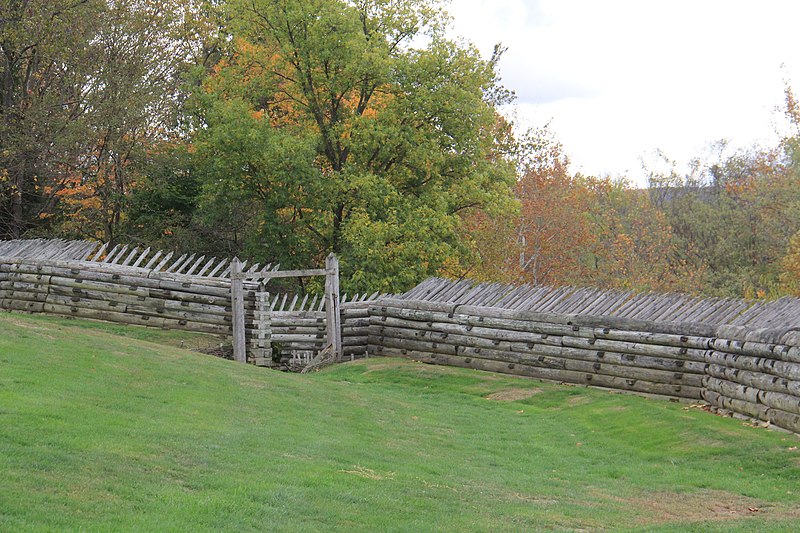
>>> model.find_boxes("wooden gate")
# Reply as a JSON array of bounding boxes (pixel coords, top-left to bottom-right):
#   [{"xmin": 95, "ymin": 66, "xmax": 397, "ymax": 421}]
[{"xmin": 229, "ymin": 254, "xmax": 341, "ymax": 365}]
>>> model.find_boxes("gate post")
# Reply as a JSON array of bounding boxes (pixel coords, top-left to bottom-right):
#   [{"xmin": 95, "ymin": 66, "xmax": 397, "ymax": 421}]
[
  {"xmin": 231, "ymin": 257, "xmax": 247, "ymax": 363},
  {"xmin": 325, "ymin": 253, "xmax": 342, "ymax": 361},
  {"xmin": 253, "ymin": 284, "xmax": 272, "ymax": 364}
]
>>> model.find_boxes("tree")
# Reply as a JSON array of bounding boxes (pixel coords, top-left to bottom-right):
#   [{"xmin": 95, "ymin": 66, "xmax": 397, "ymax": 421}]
[
  {"xmin": 513, "ymin": 130, "xmax": 596, "ymax": 286},
  {"xmin": 52, "ymin": 0, "xmax": 224, "ymax": 243},
  {"xmin": 647, "ymin": 141, "xmax": 800, "ymax": 298},
  {"xmin": 185, "ymin": 0, "xmax": 517, "ymax": 291},
  {"xmin": 0, "ymin": 0, "xmax": 101, "ymax": 238},
  {"xmin": 589, "ymin": 177, "xmax": 702, "ymax": 293},
  {"xmin": 0, "ymin": 0, "xmax": 219, "ymax": 242}
]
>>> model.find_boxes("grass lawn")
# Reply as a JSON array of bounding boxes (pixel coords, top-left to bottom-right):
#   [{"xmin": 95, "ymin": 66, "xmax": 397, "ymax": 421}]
[{"xmin": 1, "ymin": 311, "xmax": 799, "ymax": 532}]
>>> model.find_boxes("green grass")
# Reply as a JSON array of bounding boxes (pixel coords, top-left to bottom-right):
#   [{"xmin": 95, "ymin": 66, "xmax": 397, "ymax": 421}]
[{"xmin": 1, "ymin": 312, "xmax": 799, "ymax": 532}]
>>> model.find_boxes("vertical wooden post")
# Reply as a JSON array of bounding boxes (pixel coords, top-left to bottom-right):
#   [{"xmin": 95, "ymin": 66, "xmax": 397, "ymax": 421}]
[
  {"xmin": 231, "ymin": 257, "xmax": 247, "ymax": 363},
  {"xmin": 325, "ymin": 253, "xmax": 342, "ymax": 361},
  {"xmin": 253, "ymin": 284, "xmax": 272, "ymax": 364}
]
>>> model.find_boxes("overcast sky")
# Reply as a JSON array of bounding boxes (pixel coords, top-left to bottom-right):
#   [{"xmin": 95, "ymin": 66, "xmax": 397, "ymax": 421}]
[{"xmin": 447, "ymin": 0, "xmax": 800, "ymax": 185}]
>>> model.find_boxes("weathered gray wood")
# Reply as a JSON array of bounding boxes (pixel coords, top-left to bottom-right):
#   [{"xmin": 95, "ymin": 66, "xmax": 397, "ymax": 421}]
[
  {"xmin": 232, "ymin": 268, "xmax": 327, "ymax": 281},
  {"xmin": 231, "ymin": 258, "xmax": 247, "ymax": 363},
  {"xmin": 710, "ymin": 338, "xmax": 800, "ymax": 364},
  {"xmin": 706, "ymin": 363, "xmax": 800, "ymax": 398},
  {"xmin": 250, "ymin": 287, "xmax": 272, "ymax": 362},
  {"xmin": 371, "ymin": 346, "xmax": 702, "ymax": 399},
  {"xmin": 325, "ymin": 253, "xmax": 342, "ymax": 361},
  {"xmin": 706, "ymin": 350, "xmax": 800, "ymax": 382},
  {"xmin": 131, "ymin": 247, "xmax": 151, "ymax": 268},
  {"xmin": 369, "ymin": 331, "xmax": 704, "ymax": 388}
]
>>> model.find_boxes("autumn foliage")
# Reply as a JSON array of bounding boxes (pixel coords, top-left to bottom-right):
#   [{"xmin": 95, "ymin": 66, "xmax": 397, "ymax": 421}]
[{"xmin": 4, "ymin": 0, "xmax": 800, "ymax": 298}]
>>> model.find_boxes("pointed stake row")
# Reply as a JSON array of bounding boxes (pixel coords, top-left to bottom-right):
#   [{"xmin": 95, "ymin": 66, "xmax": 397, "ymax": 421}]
[
  {"xmin": 0, "ymin": 238, "xmax": 97, "ymax": 261},
  {"xmin": 398, "ymin": 277, "xmax": 800, "ymax": 329},
  {"xmin": 81, "ymin": 242, "xmax": 280, "ymax": 280}
]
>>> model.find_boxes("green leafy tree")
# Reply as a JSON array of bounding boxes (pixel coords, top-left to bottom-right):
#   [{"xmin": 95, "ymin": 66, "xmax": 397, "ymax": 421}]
[{"xmin": 185, "ymin": 0, "xmax": 516, "ymax": 291}]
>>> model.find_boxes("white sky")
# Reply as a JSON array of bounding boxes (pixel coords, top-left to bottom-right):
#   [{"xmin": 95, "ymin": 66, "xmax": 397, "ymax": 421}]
[{"xmin": 447, "ymin": 0, "xmax": 800, "ymax": 185}]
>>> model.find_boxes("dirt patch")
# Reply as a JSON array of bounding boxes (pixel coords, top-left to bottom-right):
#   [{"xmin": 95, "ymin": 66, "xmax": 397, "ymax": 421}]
[
  {"xmin": 340, "ymin": 465, "xmax": 395, "ymax": 480},
  {"xmin": 360, "ymin": 360, "xmax": 409, "ymax": 373},
  {"xmin": 486, "ymin": 388, "xmax": 543, "ymax": 401},
  {"xmin": 567, "ymin": 395, "xmax": 592, "ymax": 406},
  {"xmin": 606, "ymin": 489, "xmax": 800, "ymax": 525}
]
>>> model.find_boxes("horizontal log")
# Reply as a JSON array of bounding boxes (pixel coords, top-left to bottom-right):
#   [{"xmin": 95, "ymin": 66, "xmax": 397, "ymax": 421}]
[
  {"xmin": 703, "ymin": 375, "xmax": 760, "ymax": 404},
  {"xmin": 2, "ymin": 257, "xmax": 236, "ymax": 288},
  {"xmin": 0, "ymin": 273, "xmax": 52, "ymax": 287},
  {"xmin": 49, "ymin": 285, "xmax": 232, "ymax": 316},
  {"xmin": 126, "ymin": 303, "xmax": 231, "ymax": 327},
  {"xmin": 372, "ymin": 346, "xmax": 701, "ymax": 399},
  {"xmin": 342, "ymin": 335, "xmax": 368, "ymax": 347},
  {"xmin": 269, "ymin": 317, "xmax": 325, "ymax": 327},
  {"xmin": 268, "ymin": 325, "xmax": 326, "ymax": 335},
  {"xmin": 46, "ymin": 275, "xmax": 234, "ymax": 306},
  {"xmin": 342, "ymin": 326, "xmax": 370, "ymax": 337},
  {"xmin": 705, "ymin": 364, "xmax": 800, "ymax": 398},
  {"xmin": 3, "ymin": 261, "xmax": 240, "ymax": 299},
  {"xmin": 1, "ymin": 298, "xmax": 45, "ymax": 313},
  {"xmin": 710, "ymin": 338, "xmax": 800, "ymax": 364},
  {"xmin": 562, "ymin": 336, "xmax": 707, "ymax": 363},
  {"xmin": 369, "ymin": 334, "xmax": 703, "ymax": 389},
  {"xmin": 269, "ymin": 332, "xmax": 325, "ymax": 343},
  {"xmin": 341, "ymin": 317, "xmax": 370, "ymax": 328},
  {"xmin": 341, "ymin": 307, "xmax": 370, "ymax": 317},
  {"xmin": 701, "ymin": 389, "xmax": 800, "ymax": 433},
  {"xmin": 765, "ymin": 407, "xmax": 800, "ymax": 433},
  {"xmin": 38, "ymin": 302, "xmax": 229, "ymax": 335},
  {"xmin": 372, "ymin": 316, "xmax": 705, "ymax": 366},
  {"xmin": 592, "ymin": 328, "xmax": 711, "ymax": 350},
  {"xmin": 757, "ymin": 389, "xmax": 800, "ymax": 416},
  {"xmin": 371, "ymin": 325, "xmax": 707, "ymax": 375},
  {"xmin": 705, "ymin": 361, "xmax": 800, "ymax": 416},
  {"xmin": 701, "ymin": 389, "xmax": 769, "ymax": 420},
  {"xmin": 375, "ymin": 298, "xmax": 717, "ymax": 337},
  {"xmin": 371, "ymin": 314, "xmax": 560, "ymax": 344},
  {"xmin": 370, "ymin": 304, "xmax": 713, "ymax": 350},
  {"xmin": 706, "ymin": 350, "xmax": 800, "ymax": 382},
  {"xmin": 271, "ymin": 310, "xmax": 326, "ymax": 320},
  {"xmin": 0, "ymin": 289, "xmax": 49, "ymax": 303},
  {"xmin": 369, "ymin": 305, "xmax": 597, "ymax": 338},
  {"xmin": 343, "ymin": 345, "xmax": 367, "ymax": 356}
]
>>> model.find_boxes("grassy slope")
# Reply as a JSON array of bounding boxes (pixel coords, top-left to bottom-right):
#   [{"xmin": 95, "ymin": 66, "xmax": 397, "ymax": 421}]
[{"xmin": 1, "ymin": 312, "xmax": 799, "ymax": 532}]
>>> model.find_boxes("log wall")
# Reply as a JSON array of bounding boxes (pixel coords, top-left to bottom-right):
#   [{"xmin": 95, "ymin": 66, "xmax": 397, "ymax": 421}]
[
  {"xmin": 366, "ymin": 299, "xmax": 800, "ymax": 433},
  {"xmin": 3, "ymin": 240, "xmax": 800, "ymax": 433},
  {"xmin": 0, "ymin": 256, "xmax": 374, "ymax": 367}
]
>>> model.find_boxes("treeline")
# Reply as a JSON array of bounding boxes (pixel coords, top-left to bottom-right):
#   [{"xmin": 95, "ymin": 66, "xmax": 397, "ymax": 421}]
[
  {"xmin": 469, "ymin": 129, "xmax": 800, "ymax": 299},
  {"xmin": 2, "ymin": 0, "xmax": 800, "ymax": 299}
]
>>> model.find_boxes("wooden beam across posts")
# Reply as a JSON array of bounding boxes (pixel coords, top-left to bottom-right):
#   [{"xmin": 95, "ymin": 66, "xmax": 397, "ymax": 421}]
[
  {"xmin": 231, "ymin": 258, "xmax": 247, "ymax": 363},
  {"xmin": 228, "ymin": 254, "xmax": 342, "ymax": 365},
  {"xmin": 325, "ymin": 253, "xmax": 342, "ymax": 361},
  {"xmin": 231, "ymin": 268, "xmax": 326, "ymax": 281}
]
